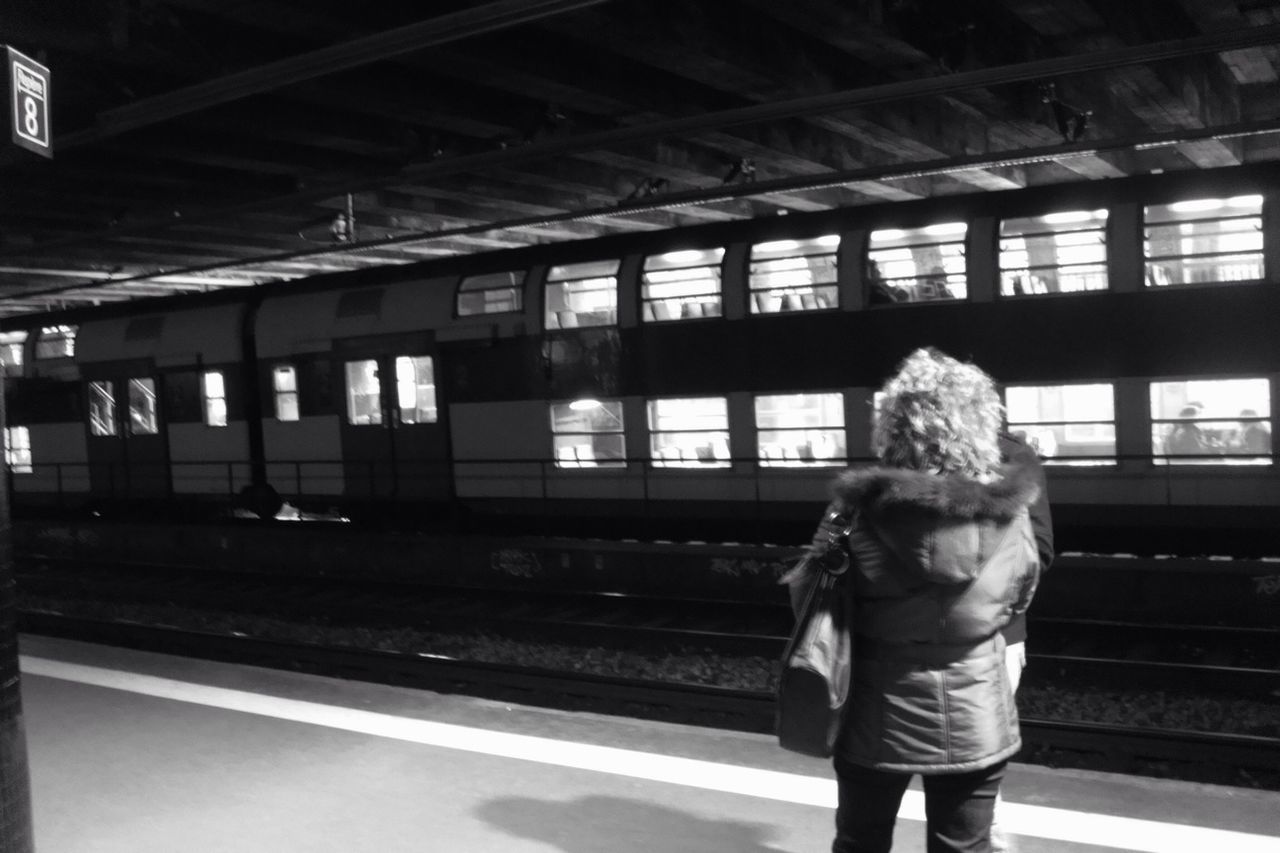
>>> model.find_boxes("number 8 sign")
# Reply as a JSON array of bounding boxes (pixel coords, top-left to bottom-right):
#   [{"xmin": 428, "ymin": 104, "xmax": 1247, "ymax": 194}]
[{"xmin": 6, "ymin": 47, "xmax": 51, "ymax": 158}]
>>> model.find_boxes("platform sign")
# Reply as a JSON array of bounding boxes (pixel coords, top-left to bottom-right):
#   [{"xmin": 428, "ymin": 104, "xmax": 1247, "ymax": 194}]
[{"xmin": 6, "ymin": 47, "xmax": 51, "ymax": 158}]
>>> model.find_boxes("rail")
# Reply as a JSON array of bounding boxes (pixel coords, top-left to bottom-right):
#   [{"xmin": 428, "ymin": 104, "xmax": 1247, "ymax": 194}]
[
  {"xmin": 7, "ymin": 450, "xmax": 1278, "ymax": 510},
  {"xmin": 20, "ymin": 558, "xmax": 1279, "ymax": 695}
]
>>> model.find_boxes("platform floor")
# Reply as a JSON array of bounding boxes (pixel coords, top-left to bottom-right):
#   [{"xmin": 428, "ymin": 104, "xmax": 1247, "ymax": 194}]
[{"xmin": 17, "ymin": 634, "xmax": 1280, "ymax": 853}]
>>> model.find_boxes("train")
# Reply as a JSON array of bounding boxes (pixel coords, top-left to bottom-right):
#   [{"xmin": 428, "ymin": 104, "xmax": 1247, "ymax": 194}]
[{"xmin": 4, "ymin": 162, "xmax": 1280, "ymax": 555}]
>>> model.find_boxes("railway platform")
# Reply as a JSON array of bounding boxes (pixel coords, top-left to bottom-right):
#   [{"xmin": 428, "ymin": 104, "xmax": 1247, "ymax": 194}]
[{"xmin": 19, "ymin": 634, "xmax": 1280, "ymax": 853}]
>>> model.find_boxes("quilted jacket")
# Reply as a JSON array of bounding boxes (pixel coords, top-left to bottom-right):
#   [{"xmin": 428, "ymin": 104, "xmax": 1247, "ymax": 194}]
[{"xmin": 798, "ymin": 462, "xmax": 1042, "ymax": 774}]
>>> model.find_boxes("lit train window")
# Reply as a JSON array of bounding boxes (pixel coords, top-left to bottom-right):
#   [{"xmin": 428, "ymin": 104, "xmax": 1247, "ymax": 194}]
[
  {"xmin": 550, "ymin": 399, "xmax": 626, "ymax": 468},
  {"xmin": 127, "ymin": 378, "xmax": 158, "ymax": 435},
  {"xmin": 545, "ymin": 259, "xmax": 619, "ymax": 330},
  {"xmin": 1144, "ymin": 195, "xmax": 1263, "ymax": 287},
  {"xmin": 88, "ymin": 381, "xmax": 116, "ymax": 436},
  {"xmin": 457, "ymin": 271, "xmax": 524, "ymax": 316},
  {"xmin": 202, "ymin": 371, "xmax": 227, "ymax": 427},
  {"xmin": 748, "ymin": 235, "xmax": 839, "ymax": 313},
  {"xmin": 867, "ymin": 223, "xmax": 966, "ymax": 302},
  {"xmin": 34, "ymin": 325, "xmax": 75, "ymax": 359},
  {"xmin": 1150, "ymin": 378, "xmax": 1271, "ymax": 465},
  {"xmin": 755, "ymin": 393, "xmax": 847, "ymax": 467},
  {"xmin": 647, "ymin": 397, "xmax": 731, "ymax": 468},
  {"xmin": 273, "ymin": 366, "xmax": 299, "ymax": 422},
  {"xmin": 642, "ymin": 248, "xmax": 725, "ymax": 322},
  {"xmin": 0, "ymin": 331, "xmax": 26, "ymax": 372},
  {"xmin": 1005, "ymin": 384, "xmax": 1115, "ymax": 465},
  {"xmin": 395, "ymin": 356, "xmax": 437, "ymax": 424},
  {"xmin": 999, "ymin": 210, "xmax": 1108, "ymax": 296},
  {"xmin": 345, "ymin": 360, "xmax": 382, "ymax": 426},
  {"xmin": 4, "ymin": 427, "xmax": 31, "ymax": 474}
]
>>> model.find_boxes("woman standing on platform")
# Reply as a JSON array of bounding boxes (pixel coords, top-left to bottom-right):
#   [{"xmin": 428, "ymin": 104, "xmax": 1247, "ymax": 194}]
[{"xmin": 791, "ymin": 348, "xmax": 1042, "ymax": 853}]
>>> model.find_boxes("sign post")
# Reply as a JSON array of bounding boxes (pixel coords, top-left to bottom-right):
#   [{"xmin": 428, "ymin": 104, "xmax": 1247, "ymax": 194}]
[
  {"xmin": 0, "ymin": 367, "xmax": 35, "ymax": 853},
  {"xmin": 0, "ymin": 46, "xmax": 42, "ymax": 848},
  {"xmin": 6, "ymin": 47, "xmax": 51, "ymax": 158}
]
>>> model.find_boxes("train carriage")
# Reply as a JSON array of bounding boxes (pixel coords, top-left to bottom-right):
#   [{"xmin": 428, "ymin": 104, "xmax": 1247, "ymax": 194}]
[
  {"xmin": 4, "ymin": 164, "xmax": 1280, "ymax": 552},
  {"xmin": 5, "ymin": 303, "xmax": 257, "ymax": 511},
  {"xmin": 253, "ymin": 274, "xmax": 459, "ymax": 508}
]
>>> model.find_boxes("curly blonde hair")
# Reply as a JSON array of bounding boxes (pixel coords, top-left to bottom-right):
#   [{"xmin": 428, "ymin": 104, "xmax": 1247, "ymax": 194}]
[{"xmin": 872, "ymin": 348, "xmax": 1003, "ymax": 479}]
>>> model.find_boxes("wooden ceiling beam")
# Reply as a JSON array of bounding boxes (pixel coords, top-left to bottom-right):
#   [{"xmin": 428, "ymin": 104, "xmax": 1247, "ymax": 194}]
[
  {"xmin": 397, "ymin": 175, "xmax": 686, "ymax": 231},
  {"xmin": 1006, "ymin": 0, "xmax": 1242, "ymax": 168},
  {"xmin": 298, "ymin": 194, "xmax": 605, "ymax": 244},
  {"xmin": 59, "ymin": 0, "xmax": 616, "ymax": 147},
  {"xmin": 178, "ymin": 106, "xmax": 413, "ymax": 164},
  {"xmin": 538, "ymin": 4, "xmax": 1024, "ymax": 191},
  {"xmin": 744, "ymin": 0, "xmax": 1126, "ymax": 181},
  {"xmin": 371, "ymin": 198, "xmax": 609, "ymax": 243},
  {"xmin": 389, "ymin": 27, "xmax": 892, "ymax": 197},
  {"xmin": 484, "ymin": 166, "xmax": 748, "ymax": 223}
]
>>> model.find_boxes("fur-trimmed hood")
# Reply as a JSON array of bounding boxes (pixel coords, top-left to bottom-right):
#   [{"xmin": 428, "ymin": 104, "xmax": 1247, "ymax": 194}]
[
  {"xmin": 830, "ymin": 462, "xmax": 1041, "ymax": 586},
  {"xmin": 831, "ymin": 461, "xmax": 1040, "ymax": 523}
]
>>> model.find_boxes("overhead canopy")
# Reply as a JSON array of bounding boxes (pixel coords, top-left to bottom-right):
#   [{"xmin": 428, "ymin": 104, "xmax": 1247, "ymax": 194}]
[{"xmin": 3, "ymin": 0, "xmax": 1280, "ymax": 318}]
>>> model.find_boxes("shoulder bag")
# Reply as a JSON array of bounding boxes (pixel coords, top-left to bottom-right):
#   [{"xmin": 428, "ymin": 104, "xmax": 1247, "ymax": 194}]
[{"xmin": 776, "ymin": 510, "xmax": 856, "ymax": 758}]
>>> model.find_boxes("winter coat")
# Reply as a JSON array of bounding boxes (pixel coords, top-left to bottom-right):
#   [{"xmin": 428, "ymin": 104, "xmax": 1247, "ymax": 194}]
[
  {"xmin": 999, "ymin": 432, "xmax": 1054, "ymax": 645},
  {"xmin": 797, "ymin": 462, "xmax": 1041, "ymax": 775}
]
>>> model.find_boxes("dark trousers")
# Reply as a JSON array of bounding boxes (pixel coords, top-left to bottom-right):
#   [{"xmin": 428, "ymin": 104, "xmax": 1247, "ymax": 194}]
[{"xmin": 832, "ymin": 757, "xmax": 1006, "ymax": 853}]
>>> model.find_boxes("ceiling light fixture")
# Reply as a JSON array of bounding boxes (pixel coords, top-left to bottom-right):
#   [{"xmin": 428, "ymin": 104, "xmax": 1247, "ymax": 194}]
[
  {"xmin": 621, "ymin": 177, "xmax": 668, "ymax": 203},
  {"xmin": 722, "ymin": 158, "xmax": 757, "ymax": 184},
  {"xmin": 330, "ymin": 193, "xmax": 357, "ymax": 243},
  {"xmin": 1039, "ymin": 83, "xmax": 1092, "ymax": 143}
]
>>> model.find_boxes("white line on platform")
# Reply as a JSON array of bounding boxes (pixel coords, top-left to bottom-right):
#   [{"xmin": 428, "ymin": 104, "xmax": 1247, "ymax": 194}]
[{"xmin": 21, "ymin": 655, "xmax": 1280, "ymax": 852}]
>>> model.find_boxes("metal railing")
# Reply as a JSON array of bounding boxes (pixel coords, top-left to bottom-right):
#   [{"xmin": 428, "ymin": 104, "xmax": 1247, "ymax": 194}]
[{"xmin": 4, "ymin": 451, "xmax": 1276, "ymax": 508}]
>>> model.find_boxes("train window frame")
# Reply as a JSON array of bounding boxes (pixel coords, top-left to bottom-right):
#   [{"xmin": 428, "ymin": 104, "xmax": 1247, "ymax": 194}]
[
  {"xmin": 867, "ymin": 223, "xmax": 967, "ymax": 303},
  {"xmin": 998, "ymin": 210, "xmax": 1109, "ymax": 297},
  {"xmin": 127, "ymin": 377, "xmax": 159, "ymax": 436},
  {"xmin": 748, "ymin": 235, "xmax": 839, "ymax": 314},
  {"xmin": 1149, "ymin": 378, "xmax": 1272, "ymax": 466},
  {"xmin": 1143, "ymin": 195, "xmax": 1264, "ymax": 288},
  {"xmin": 549, "ymin": 399, "xmax": 626, "ymax": 469},
  {"xmin": 457, "ymin": 271, "xmax": 525, "ymax": 317},
  {"xmin": 647, "ymin": 397, "xmax": 732, "ymax": 468},
  {"xmin": 88, "ymin": 380, "xmax": 116, "ymax": 436},
  {"xmin": 544, "ymin": 259, "xmax": 620, "ymax": 330},
  {"xmin": 4, "ymin": 426, "xmax": 31, "ymax": 474},
  {"xmin": 395, "ymin": 355, "xmax": 438, "ymax": 424},
  {"xmin": 641, "ymin": 248, "xmax": 725, "ymax": 322},
  {"xmin": 273, "ymin": 365, "xmax": 299, "ymax": 422},
  {"xmin": 345, "ymin": 359, "xmax": 382, "ymax": 426},
  {"xmin": 202, "ymin": 370, "xmax": 227, "ymax": 428},
  {"xmin": 34, "ymin": 324, "xmax": 76, "ymax": 360},
  {"xmin": 754, "ymin": 392, "xmax": 847, "ymax": 468},
  {"xmin": 1004, "ymin": 383, "xmax": 1117, "ymax": 466}
]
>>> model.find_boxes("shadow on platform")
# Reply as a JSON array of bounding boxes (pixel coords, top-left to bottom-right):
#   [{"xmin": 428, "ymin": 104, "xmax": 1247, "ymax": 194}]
[{"xmin": 477, "ymin": 794, "xmax": 797, "ymax": 852}]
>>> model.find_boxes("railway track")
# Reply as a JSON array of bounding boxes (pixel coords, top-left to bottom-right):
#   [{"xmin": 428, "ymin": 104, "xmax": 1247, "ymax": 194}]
[
  {"xmin": 18, "ymin": 611, "xmax": 1280, "ymax": 785},
  {"xmin": 17, "ymin": 557, "xmax": 792, "ymax": 655},
  {"xmin": 18, "ymin": 557, "xmax": 1280, "ymax": 695},
  {"xmin": 18, "ymin": 610, "xmax": 773, "ymax": 732}
]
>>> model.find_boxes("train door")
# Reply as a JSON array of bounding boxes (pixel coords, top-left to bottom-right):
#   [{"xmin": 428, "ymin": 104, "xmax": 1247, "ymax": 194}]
[
  {"xmin": 338, "ymin": 344, "xmax": 449, "ymax": 502},
  {"xmin": 85, "ymin": 371, "xmax": 170, "ymax": 500}
]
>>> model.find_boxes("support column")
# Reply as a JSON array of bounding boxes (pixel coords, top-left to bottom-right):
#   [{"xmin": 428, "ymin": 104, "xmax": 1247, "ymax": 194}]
[{"xmin": 0, "ymin": 370, "xmax": 35, "ymax": 852}]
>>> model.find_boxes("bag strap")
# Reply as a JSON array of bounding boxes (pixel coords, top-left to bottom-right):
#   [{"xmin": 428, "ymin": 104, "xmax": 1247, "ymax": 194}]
[
  {"xmin": 780, "ymin": 504, "xmax": 857, "ymax": 593},
  {"xmin": 812, "ymin": 509, "xmax": 856, "ymax": 576}
]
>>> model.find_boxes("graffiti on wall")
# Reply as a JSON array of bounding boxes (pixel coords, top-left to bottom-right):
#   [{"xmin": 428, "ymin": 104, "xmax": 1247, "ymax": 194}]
[
  {"xmin": 491, "ymin": 548, "xmax": 542, "ymax": 579},
  {"xmin": 709, "ymin": 556, "xmax": 793, "ymax": 581},
  {"xmin": 1255, "ymin": 574, "xmax": 1280, "ymax": 596}
]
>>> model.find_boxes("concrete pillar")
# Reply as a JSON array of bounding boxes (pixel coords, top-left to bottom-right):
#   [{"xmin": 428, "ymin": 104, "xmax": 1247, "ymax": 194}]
[{"xmin": 0, "ymin": 370, "xmax": 35, "ymax": 852}]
